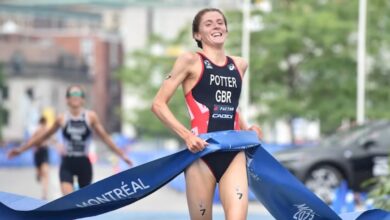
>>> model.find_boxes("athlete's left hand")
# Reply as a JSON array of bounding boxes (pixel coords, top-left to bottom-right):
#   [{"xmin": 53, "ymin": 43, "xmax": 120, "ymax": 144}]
[
  {"xmin": 7, "ymin": 148, "xmax": 23, "ymax": 159},
  {"xmin": 248, "ymin": 125, "xmax": 263, "ymax": 140}
]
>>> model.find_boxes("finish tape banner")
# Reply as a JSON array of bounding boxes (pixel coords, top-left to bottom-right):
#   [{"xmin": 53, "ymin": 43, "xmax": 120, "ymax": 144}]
[{"xmin": 0, "ymin": 130, "xmax": 389, "ymax": 220}]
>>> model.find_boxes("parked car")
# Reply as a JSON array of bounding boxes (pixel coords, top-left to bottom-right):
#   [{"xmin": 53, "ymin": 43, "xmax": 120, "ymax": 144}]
[{"xmin": 274, "ymin": 120, "xmax": 390, "ymax": 203}]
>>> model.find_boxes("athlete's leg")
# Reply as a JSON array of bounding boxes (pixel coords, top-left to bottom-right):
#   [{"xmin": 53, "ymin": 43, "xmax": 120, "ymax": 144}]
[
  {"xmin": 39, "ymin": 162, "xmax": 49, "ymax": 199},
  {"xmin": 77, "ymin": 157, "xmax": 93, "ymax": 188},
  {"xmin": 219, "ymin": 151, "xmax": 248, "ymax": 220},
  {"xmin": 59, "ymin": 159, "xmax": 74, "ymax": 195},
  {"xmin": 60, "ymin": 182, "xmax": 73, "ymax": 195},
  {"xmin": 34, "ymin": 151, "xmax": 41, "ymax": 182},
  {"xmin": 35, "ymin": 167, "xmax": 41, "ymax": 182},
  {"xmin": 185, "ymin": 159, "xmax": 216, "ymax": 220}
]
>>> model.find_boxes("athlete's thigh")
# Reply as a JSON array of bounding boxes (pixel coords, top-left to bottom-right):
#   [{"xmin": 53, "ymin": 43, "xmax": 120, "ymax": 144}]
[
  {"xmin": 59, "ymin": 161, "xmax": 73, "ymax": 184},
  {"xmin": 185, "ymin": 159, "xmax": 216, "ymax": 220},
  {"xmin": 219, "ymin": 151, "xmax": 248, "ymax": 220},
  {"xmin": 76, "ymin": 158, "xmax": 93, "ymax": 188}
]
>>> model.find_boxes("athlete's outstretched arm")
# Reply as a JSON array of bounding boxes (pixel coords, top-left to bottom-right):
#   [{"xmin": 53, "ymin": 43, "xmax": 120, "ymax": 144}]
[
  {"xmin": 30, "ymin": 124, "xmax": 47, "ymax": 144},
  {"xmin": 89, "ymin": 111, "xmax": 132, "ymax": 166},
  {"xmin": 151, "ymin": 52, "xmax": 208, "ymax": 153},
  {"xmin": 8, "ymin": 116, "xmax": 61, "ymax": 158}
]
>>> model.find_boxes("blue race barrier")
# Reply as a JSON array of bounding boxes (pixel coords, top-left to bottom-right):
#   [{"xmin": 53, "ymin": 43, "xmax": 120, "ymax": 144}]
[{"xmin": 0, "ymin": 130, "xmax": 389, "ymax": 220}]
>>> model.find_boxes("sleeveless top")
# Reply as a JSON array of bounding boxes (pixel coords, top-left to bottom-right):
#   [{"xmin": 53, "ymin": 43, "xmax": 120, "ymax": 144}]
[
  {"xmin": 185, "ymin": 52, "xmax": 242, "ymax": 135},
  {"xmin": 62, "ymin": 110, "xmax": 92, "ymax": 157}
]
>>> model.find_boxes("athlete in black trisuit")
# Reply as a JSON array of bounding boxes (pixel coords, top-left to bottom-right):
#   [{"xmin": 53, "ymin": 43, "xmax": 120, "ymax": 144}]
[
  {"xmin": 31, "ymin": 116, "xmax": 50, "ymax": 200},
  {"xmin": 8, "ymin": 85, "xmax": 132, "ymax": 195},
  {"xmin": 152, "ymin": 8, "xmax": 262, "ymax": 220}
]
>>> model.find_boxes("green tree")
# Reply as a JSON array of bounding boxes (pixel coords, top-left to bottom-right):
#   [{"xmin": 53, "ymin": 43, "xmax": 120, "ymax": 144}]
[
  {"xmin": 250, "ymin": 0, "xmax": 359, "ymax": 137},
  {"xmin": 248, "ymin": 0, "xmax": 390, "ymax": 137},
  {"xmin": 365, "ymin": 1, "xmax": 390, "ymax": 119}
]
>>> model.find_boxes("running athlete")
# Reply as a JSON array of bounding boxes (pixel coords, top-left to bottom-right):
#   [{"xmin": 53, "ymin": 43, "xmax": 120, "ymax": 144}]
[
  {"xmin": 152, "ymin": 8, "xmax": 262, "ymax": 220},
  {"xmin": 8, "ymin": 85, "xmax": 132, "ymax": 195},
  {"xmin": 31, "ymin": 116, "xmax": 50, "ymax": 200}
]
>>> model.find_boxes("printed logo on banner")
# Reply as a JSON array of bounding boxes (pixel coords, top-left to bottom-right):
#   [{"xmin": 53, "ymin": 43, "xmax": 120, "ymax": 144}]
[
  {"xmin": 75, "ymin": 178, "xmax": 150, "ymax": 208},
  {"xmin": 293, "ymin": 204, "xmax": 316, "ymax": 220}
]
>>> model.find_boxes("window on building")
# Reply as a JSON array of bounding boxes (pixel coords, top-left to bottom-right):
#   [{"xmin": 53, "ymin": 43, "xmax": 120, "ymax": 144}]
[
  {"xmin": 0, "ymin": 108, "xmax": 9, "ymax": 126},
  {"xmin": 1, "ymin": 86, "xmax": 8, "ymax": 100},
  {"xmin": 25, "ymin": 87, "xmax": 34, "ymax": 100},
  {"xmin": 11, "ymin": 51, "xmax": 24, "ymax": 74}
]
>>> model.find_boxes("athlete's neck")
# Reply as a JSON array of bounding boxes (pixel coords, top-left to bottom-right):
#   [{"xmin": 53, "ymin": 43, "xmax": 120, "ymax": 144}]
[
  {"xmin": 201, "ymin": 47, "xmax": 226, "ymax": 66},
  {"xmin": 69, "ymin": 107, "xmax": 83, "ymax": 117}
]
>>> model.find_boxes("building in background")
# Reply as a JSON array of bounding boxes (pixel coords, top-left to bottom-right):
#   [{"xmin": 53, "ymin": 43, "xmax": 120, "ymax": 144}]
[
  {"xmin": 0, "ymin": 35, "xmax": 92, "ymax": 140},
  {"xmin": 0, "ymin": 30, "xmax": 124, "ymax": 139},
  {"xmin": 50, "ymin": 31, "xmax": 124, "ymax": 132},
  {"xmin": 0, "ymin": 2, "xmax": 126, "ymax": 138}
]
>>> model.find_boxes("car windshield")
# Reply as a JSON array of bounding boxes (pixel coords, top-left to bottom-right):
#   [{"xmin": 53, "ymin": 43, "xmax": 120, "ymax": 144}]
[{"xmin": 319, "ymin": 121, "xmax": 386, "ymax": 148}]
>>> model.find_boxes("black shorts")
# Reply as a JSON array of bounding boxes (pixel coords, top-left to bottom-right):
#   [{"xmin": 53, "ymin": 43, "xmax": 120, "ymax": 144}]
[
  {"xmin": 60, "ymin": 156, "xmax": 92, "ymax": 188},
  {"xmin": 34, "ymin": 147, "xmax": 49, "ymax": 168},
  {"xmin": 201, "ymin": 151, "xmax": 239, "ymax": 183}
]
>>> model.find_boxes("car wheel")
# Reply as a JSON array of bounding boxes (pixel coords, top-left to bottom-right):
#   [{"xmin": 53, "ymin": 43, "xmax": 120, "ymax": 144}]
[{"xmin": 304, "ymin": 165, "xmax": 344, "ymax": 203}]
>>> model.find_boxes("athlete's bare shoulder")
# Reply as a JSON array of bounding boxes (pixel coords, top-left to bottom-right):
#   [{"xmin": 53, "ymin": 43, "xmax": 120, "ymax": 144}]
[
  {"xmin": 230, "ymin": 56, "xmax": 248, "ymax": 76},
  {"xmin": 166, "ymin": 51, "xmax": 201, "ymax": 81},
  {"xmin": 84, "ymin": 110, "xmax": 98, "ymax": 123},
  {"xmin": 87, "ymin": 110, "xmax": 98, "ymax": 118},
  {"xmin": 175, "ymin": 52, "xmax": 201, "ymax": 74},
  {"xmin": 176, "ymin": 51, "xmax": 200, "ymax": 65}
]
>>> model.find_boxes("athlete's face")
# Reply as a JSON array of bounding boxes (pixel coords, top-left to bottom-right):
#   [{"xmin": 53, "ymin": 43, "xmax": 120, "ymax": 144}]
[
  {"xmin": 195, "ymin": 11, "xmax": 227, "ymax": 48},
  {"xmin": 66, "ymin": 87, "xmax": 85, "ymax": 108}
]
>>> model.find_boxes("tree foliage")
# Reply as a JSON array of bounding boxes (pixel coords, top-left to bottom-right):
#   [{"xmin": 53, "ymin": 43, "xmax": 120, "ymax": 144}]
[
  {"xmin": 248, "ymin": 0, "xmax": 390, "ymax": 134},
  {"xmin": 250, "ymin": 0, "xmax": 358, "ymax": 135},
  {"xmin": 365, "ymin": 1, "xmax": 390, "ymax": 119}
]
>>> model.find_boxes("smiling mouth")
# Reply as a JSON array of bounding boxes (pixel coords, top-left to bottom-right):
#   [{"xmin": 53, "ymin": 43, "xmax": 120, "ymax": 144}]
[{"xmin": 211, "ymin": 33, "xmax": 223, "ymax": 37}]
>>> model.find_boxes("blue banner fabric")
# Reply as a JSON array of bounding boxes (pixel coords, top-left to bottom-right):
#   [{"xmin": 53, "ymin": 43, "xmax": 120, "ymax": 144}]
[{"xmin": 0, "ymin": 130, "xmax": 389, "ymax": 220}]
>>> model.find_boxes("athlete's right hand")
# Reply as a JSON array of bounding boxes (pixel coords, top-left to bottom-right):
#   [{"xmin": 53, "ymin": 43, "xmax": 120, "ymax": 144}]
[
  {"xmin": 7, "ymin": 148, "xmax": 23, "ymax": 159},
  {"xmin": 184, "ymin": 134, "xmax": 208, "ymax": 153}
]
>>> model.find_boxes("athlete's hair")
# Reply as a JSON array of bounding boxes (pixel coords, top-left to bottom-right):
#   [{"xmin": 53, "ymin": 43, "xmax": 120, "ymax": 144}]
[
  {"xmin": 192, "ymin": 8, "xmax": 228, "ymax": 49},
  {"xmin": 65, "ymin": 85, "xmax": 85, "ymax": 98},
  {"xmin": 39, "ymin": 116, "xmax": 47, "ymax": 125}
]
